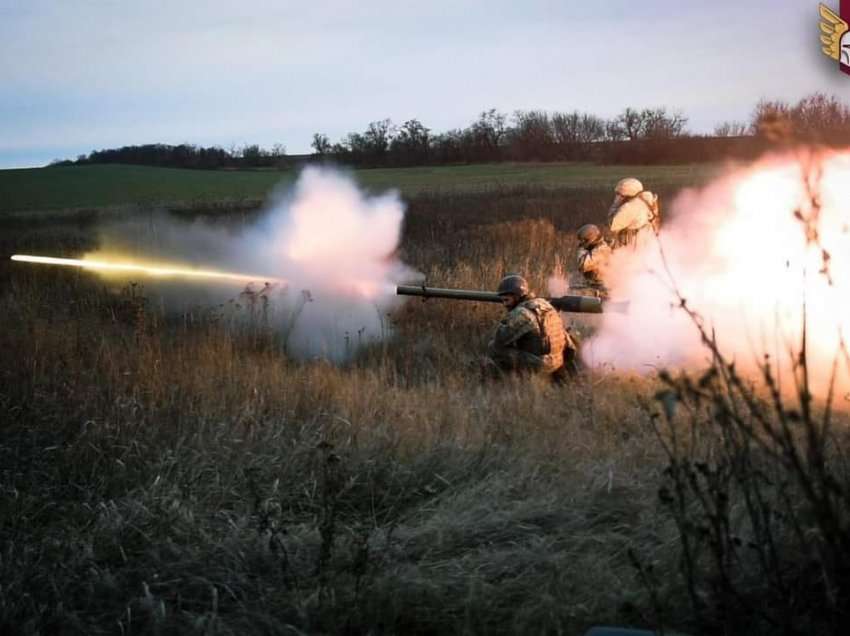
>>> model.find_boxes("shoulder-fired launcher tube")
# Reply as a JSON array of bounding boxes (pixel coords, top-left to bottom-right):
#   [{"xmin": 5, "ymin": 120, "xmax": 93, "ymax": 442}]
[{"xmin": 396, "ymin": 285, "xmax": 628, "ymax": 314}]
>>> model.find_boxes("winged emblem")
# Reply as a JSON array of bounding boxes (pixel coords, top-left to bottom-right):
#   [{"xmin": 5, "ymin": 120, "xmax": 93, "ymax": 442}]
[{"xmin": 820, "ymin": 3, "xmax": 849, "ymax": 63}]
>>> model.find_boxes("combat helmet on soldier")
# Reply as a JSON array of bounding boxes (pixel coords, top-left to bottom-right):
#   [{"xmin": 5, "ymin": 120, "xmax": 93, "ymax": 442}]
[
  {"xmin": 614, "ymin": 177, "xmax": 644, "ymax": 198},
  {"xmin": 496, "ymin": 274, "xmax": 530, "ymax": 306},
  {"xmin": 577, "ymin": 224, "xmax": 603, "ymax": 249}
]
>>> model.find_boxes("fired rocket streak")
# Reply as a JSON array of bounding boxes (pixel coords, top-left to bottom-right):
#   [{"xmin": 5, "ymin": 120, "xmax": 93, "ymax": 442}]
[{"xmin": 10, "ymin": 254, "xmax": 281, "ymax": 284}]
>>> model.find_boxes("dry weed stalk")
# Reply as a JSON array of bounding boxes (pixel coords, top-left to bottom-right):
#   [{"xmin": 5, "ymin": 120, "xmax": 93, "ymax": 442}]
[{"xmin": 644, "ymin": 157, "xmax": 850, "ymax": 635}]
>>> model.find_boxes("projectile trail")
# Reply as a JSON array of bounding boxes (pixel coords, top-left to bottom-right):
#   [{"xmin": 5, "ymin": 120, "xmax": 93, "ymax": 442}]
[{"xmin": 10, "ymin": 254, "xmax": 281, "ymax": 284}]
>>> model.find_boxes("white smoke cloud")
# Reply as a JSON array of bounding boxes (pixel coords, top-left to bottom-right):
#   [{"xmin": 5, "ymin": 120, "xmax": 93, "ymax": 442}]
[
  {"xmin": 588, "ymin": 150, "xmax": 850, "ymax": 399},
  {"xmin": 89, "ymin": 166, "xmax": 417, "ymax": 361}
]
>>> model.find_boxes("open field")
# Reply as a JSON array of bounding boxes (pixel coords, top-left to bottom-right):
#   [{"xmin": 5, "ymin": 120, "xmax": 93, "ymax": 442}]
[
  {"xmin": 2, "ymin": 168, "xmax": 848, "ymax": 635},
  {"xmin": 0, "ymin": 162, "xmax": 722, "ymax": 214}
]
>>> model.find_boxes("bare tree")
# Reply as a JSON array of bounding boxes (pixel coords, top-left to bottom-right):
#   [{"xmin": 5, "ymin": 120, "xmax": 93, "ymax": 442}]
[
  {"xmin": 713, "ymin": 121, "xmax": 748, "ymax": 137},
  {"xmin": 469, "ymin": 109, "xmax": 508, "ymax": 159},
  {"xmin": 510, "ymin": 110, "xmax": 554, "ymax": 160},
  {"xmin": 616, "ymin": 107, "xmax": 647, "ymax": 140},
  {"xmin": 311, "ymin": 133, "xmax": 332, "ymax": 156},
  {"xmin": 430, "ymin": 129, "xmax": 465, "ymax": 164},
  {"xmin": 240, "ymin": 144, "xmax": 266, "ymax": 166},
  {"xmin": 551, "ymin": 111, "xmax": 605, "ymax": 159},
  {"xmin": 577, "ymin": 113, "xmax": 606, "ymax": 143},
  {"xmin": 552, "ymin": 111, "xmax": 581, "ymax": 145},
  {"xmin": 750, "ymin": 94, "xmax": 850, "ymax": 143},
  {"xmin": 363, "ymin": 119, "xmax": 395, "ymax": 159},
  {"xmin": 344, "ymin": 132, "xmax": 367, "ymax": 159},
  {"xmin": 389, "ymin": 119, "xmax": 431, "ymax": 165},
  {"xmin": 749, "ymin": 99, "xmax": 792, "ymax": 136},
  {"xmin": 604, "ymin": 119, "xmax": 627, "ymax": 142},
  {"xmin": 790, "ymin": 92, "xmax": 850, "ymax": 138},
  {"xmin": 642, "ymin": 108, "xmax": 688, "ymax": 139}
]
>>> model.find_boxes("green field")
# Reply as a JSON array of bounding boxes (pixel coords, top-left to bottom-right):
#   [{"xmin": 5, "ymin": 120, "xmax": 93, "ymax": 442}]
[{"xmin": 0, "ymin": 162, "xmax": 721, "ymax": 213}]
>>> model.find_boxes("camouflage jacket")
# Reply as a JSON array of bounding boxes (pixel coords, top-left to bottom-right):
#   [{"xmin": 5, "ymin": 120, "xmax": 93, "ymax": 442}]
[
  {"xmin": 492, "ymin": 296, "xmax": 567, "ymax": 372},
  {"xmin": 576, "ymin": 241, "xmax": 613, "ymax": 289}
]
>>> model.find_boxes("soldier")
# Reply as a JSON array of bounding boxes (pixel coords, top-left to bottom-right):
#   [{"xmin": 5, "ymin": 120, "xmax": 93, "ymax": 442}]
[
  {"xmin": 607, "ymin": 177, "xmax": 660, "ymax": 248},
  {"xmin": 486, "ymin": 274, "xmax": 576, "ymax": 378},
  {"xmin": 574, "ymin": 224, "xmax": 613, "ymax": 298}
]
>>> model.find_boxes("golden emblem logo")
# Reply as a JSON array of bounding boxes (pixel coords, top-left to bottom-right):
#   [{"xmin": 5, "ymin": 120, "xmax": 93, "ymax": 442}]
[{"xmin": 820, "ymin": 2, "xmax": 850, "ymax": 74}]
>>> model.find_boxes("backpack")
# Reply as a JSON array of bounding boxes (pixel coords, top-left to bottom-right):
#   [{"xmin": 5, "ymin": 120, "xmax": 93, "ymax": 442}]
[{"xmin": 639, "ymin": 191, "xmax": 661, "ymax": 233}]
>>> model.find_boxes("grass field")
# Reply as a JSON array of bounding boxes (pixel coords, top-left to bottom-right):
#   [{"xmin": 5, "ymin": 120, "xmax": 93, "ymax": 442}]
[
  {"xmin": 0, "ymin": 162, "xmax": 722, "ymax": 213},
  {"xmin": 1, "ymin": 165, "xmax": 847, "ymax": 635}
]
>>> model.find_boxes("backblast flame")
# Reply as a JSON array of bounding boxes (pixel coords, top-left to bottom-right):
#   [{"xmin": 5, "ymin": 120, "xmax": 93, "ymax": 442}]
[{"xmin": 589, "ymin": 149, "xmax": 850, "ymax": 402}]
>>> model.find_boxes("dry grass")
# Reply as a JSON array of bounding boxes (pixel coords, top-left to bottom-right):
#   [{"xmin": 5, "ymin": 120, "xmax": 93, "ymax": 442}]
[{"xmin": 2, "ymin": 184, "xmax": 844, "ymax": 635}]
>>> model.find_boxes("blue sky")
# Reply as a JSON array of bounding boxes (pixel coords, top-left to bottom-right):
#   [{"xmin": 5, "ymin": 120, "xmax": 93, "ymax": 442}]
[{"xmin": 1, "ymin": 0, "xmax": 849, "ymax": 168}]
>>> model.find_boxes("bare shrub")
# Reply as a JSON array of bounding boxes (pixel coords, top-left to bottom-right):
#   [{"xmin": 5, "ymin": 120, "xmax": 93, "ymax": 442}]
[{"xmin": 644, "ymin": 163, "xmax": 850, "ymax": 635}]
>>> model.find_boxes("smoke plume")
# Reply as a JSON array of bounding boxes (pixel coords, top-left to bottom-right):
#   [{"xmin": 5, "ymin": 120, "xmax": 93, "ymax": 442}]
[
  {"xmin": 88, "ymin": 166, "xmax": 417, "ymax": 360},
  {"xmin": 587, "ymin": 150, "xmax": 850, "ymax": 400}
]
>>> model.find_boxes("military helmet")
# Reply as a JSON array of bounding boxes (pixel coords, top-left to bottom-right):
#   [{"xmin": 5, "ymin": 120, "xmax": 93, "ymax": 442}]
[
  {"xmin": 577, "ymin": 224, "xmax": 602, "ymax": 246},
  {"xmin": 496, "ymin": 274, "xmax": 529, "ymax": 297},
  {"xmin": 614, "ymin": 177, "xmax": 643, "ymax": 198}
]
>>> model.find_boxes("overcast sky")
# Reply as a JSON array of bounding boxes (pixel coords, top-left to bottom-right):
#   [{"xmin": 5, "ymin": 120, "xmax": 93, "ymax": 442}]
[{"xmin": 2, "ymin": 0, "xmax": 849, "ymax": 168}]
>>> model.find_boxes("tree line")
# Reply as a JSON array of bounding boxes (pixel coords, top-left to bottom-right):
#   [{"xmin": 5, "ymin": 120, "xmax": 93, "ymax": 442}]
[
  {"xmin": 310, "ymin": 106, "xmax": 690, "ymax": 166},
  {"xmin": 56, "ymin": 93, "xmax": 850, "ymax": 170},
  {"xmin": 53, "ymin": 143, "xmax": 289, "ymax": 170}
]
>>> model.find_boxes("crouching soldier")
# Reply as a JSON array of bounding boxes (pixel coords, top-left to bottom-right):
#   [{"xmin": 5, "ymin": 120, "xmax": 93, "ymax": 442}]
[
  {"xmin": 485, "ymin": 274, "xmax": 578, "ymax": 380},
  {"xmin": 574, "ymin": 223, "xmax": 613, "ymax": 298}
]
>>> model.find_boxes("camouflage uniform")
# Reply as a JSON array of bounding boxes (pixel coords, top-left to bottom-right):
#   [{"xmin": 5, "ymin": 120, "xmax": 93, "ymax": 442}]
[
  {"xmin": 487, "ymin": 295, "xmax": 569, "ymax": 375},
  {"xmin": 575, "ymin": 241, "xmax": 613, "ymax": 298}
]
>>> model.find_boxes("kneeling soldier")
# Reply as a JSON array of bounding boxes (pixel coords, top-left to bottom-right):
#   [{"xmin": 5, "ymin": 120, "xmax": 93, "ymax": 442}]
[
  {"xmin": 575, "ymin": 223, "xmax": 613, "ymax": 298},
  {"xmin": 486, "ymin": 274, "xmax": 572, "ymax": 377}
]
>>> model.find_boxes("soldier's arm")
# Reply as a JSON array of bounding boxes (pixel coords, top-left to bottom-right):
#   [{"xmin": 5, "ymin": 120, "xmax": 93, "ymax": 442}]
[
  {"xmin": 493, "ymin": 309, "xmax": 536, "ymax": 348},
  {"xmin": 577, "ymin": 248, "xmax": 596, "ymax": 274},
  {"xmin": 595, "ymin": 244, "xmax": 613, "ymax": 267},
  {"xmin": 610, "ymin": 200, "xmax": 647, "ymax": 233}
]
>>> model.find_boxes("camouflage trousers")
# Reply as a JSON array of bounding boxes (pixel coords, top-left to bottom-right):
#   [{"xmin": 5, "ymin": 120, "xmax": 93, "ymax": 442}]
[{"xmin": 485, "ymin": 341, "xmax": 563, "ymax": 376}]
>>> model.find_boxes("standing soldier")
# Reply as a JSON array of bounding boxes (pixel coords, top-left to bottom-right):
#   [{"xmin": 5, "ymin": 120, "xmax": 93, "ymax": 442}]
[
  {"xmin": 574, "ymin": 224, "xmax": 613, "ymax": 298},
  {"xmin": 608, "ymin": 177, "xmax": 660, "ymax": 248},
  {"xmin": 486, "ymin": 274, "xmax": 576, "ymax": 378}
]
